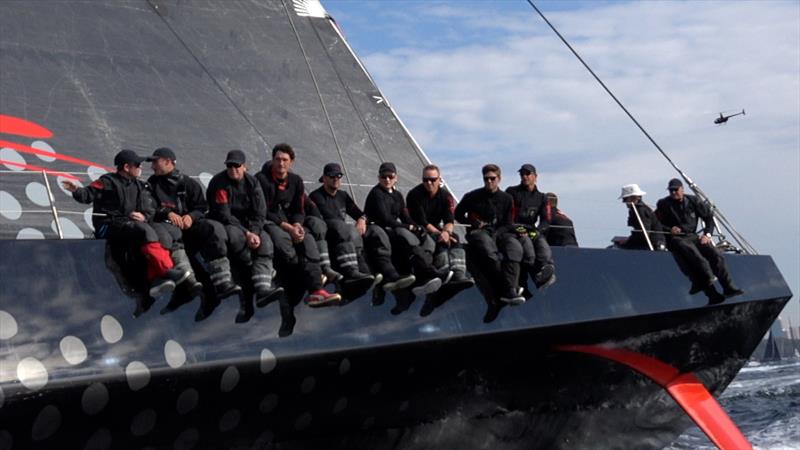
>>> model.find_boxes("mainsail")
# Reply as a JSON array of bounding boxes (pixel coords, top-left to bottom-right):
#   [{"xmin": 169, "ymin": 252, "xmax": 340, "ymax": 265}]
[{"xmin": 0, "ymin": 0, "xmax": 429, "ymax": 240}]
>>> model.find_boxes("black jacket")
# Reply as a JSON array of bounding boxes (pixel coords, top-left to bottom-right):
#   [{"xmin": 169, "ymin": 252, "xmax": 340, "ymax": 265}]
[
  {"xmin": 309, "ymin": 187, "xmax": 364, "ymax": 222},
  {"xmin": 256, "ymin": 163, "xmax": 306, "ymax": 226},
  {"xmin": 364, "ymin": 185, "xmax": 412, "ymax": 229},
  {"xmin": 147, "ymin": 170, "xmax": 207, "ymax": 223},
  {"xmin": 655, "ymin": 194, "xmax": 714, "ymax": 236},
  {"xmin": 624, "ymin": 201, "xmax": 665, "ymax": 249},
  {"xmin": 406, "ymin": 184, "xmax": 455, "ymax": 230},
  {"xmin": 206, "ymin": 171, "xmax": 266, "ymax": 234},
  {"xmin": 454, "ymin": 187, "xmax": 513, "ymax": 235},
  {"xmin": 72, "ymin": 172, "xmax": 154, "ymax": 230},
  {"xmin": 505, "ymin": 184, "xmax": 551, "ymax": 230},
  {"xmin": 545, "ymin": 208, "xmax": 578, "ymax": 247}
]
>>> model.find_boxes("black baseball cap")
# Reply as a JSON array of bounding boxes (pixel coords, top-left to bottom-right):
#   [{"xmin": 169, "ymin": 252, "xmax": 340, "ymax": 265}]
[
  {"xmin": 224, "ymin": 150, "xmax": 246, "ymax": 165},
  {"xmin": 667, "ymin": 178, "xmax": 683, "ymax": 190},
  {"xmin": 379, "ymin": 162, "xmax": 397, "ymax": 175},
  {"xmin": 146, "ymin": 147, "xmax": 177, "ymax": 162},
  {"xmin": 319, "ymin": 162, "xmax": 343, "ymax": 182},
  {"xmin": 518, "ymin": 163, "xmax": 537, "ymax": 174},
  {"xmin": 113, "ymin": 149, "xmax": 145, "ymax": 166}
]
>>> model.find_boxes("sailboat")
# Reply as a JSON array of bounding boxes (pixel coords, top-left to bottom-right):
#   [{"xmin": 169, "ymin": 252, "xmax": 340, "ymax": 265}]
[
  {"xmin": 0, "ymin": 1, "xmax": 793, "ymax": 449},
  {"xmin": 762, "ymin": 330, "xmax": 782, "ymax": 362}
]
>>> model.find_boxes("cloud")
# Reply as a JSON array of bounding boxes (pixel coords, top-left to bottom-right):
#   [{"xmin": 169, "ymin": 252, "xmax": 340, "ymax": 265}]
[{"xmin": 331, "ymin": 0, "xmax": 800, "ymax": 317}]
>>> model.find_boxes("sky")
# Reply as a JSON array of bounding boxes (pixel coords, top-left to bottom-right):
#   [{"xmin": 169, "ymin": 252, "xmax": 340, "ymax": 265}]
[{"xmin": 323, "ymin": 0, "xmax": 800, "ymax": 325}]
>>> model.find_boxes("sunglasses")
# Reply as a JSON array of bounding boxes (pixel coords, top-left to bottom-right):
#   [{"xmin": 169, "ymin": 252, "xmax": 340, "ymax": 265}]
[
  {"xmin": 326, "ymin": 173, "xmax": 344, "ymax": 179},
  {"xmin": 422, "ymin": 177, "xmax": 439, "ymax": 183},
  {"xmin": 519, "ymin": 171, "xmax": 533, "ymax": 176},
  {"xmin": 669, "ymin": 188, "xmax": 680, "ymax": 192},
  {"xmin": 380, "ymin": 174, "xmax": 396, "ymax": 180},
  {"xmin": 483, "ymin": 176, "xmax": 497, "ymax": 182},
  {"xmin": 226, "ymin": 163, "xmax": 242, "ymax": 169}
]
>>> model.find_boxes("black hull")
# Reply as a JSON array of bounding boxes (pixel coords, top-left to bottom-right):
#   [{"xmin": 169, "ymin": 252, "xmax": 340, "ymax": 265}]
[{"xmin": 0, "ymin": 240, "xmax": 792, "ymax": 449}]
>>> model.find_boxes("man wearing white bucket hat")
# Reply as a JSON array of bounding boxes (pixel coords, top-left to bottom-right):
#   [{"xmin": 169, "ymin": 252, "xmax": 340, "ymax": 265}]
[{"xmin": 618, "ymin": 184, "xmax": 665, "ymax": 251}]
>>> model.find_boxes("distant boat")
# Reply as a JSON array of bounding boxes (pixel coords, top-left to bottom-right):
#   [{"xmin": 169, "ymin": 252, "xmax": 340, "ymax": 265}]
[{"xmin": 763, "ymin": 330, "xmax": 782, "ymax": 362}]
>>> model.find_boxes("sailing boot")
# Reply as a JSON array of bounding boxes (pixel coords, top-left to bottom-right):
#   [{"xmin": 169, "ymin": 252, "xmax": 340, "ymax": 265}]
[
  {"xmin": 252, "ymin": 256, "xmax": 284, "ymax": 307},
  {"xmin": 305, "ymin": 289, "xmax": 341, "ymax": 307},
  {"xmin": 410, "ymin": 246, "xmax": 443, "ymax": 296},
  {"xmin": 718, "ymin": 273, "xmax": 744, "ymax": 298},
  {"xmin": 171, "ymin": 249, "xmax": 204, "ymax": 298},
  {"xmin": 689, "ymin": 275, "xmax": 717, "ymax": 295},
  {"xmin": 318, "ymin": 239, "xmax": 343, "ymax": 285},
  {"xmin": 373, "ymin": 254, "xmax": 415, "ymax": 292},
  {"xmin": 142, "ymin": 242, "xmax": 189, "ymax": 298},
  {"xmin": 335, "ymin": 242, "xmax": 374, "ymax": 289},
  {"xmin": 207, "ymin": 257, "xmax": 242, "ymax": 300},
  {"xmin": 705, "ymin": 285, "xmax": 726, "ymax": 305},
  {"xmin": 447, "ymin": 247, "xmax": 475, "ymax": 290},
  {"xmin": 533, "ymin": 263, "xmax": 557, "ymax": 290},
  {"xmin": 499, "ymin": 261, "xmax": 525, "ymax": 305}
]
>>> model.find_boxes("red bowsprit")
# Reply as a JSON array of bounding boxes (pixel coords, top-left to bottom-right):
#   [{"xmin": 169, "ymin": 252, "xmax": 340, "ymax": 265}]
[{"xmin": 556, "ymin": 344, "xmax": 752, "ymax": 450}]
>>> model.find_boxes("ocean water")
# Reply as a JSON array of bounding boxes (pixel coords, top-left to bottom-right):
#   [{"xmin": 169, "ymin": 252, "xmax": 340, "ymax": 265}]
[{"xmin": 669, "ymin": 358, "xmax": 800, "ymax": 450}]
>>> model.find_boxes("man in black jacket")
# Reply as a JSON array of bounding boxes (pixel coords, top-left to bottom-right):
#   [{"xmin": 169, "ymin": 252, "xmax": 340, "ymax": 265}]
[
  {"xmin": 655, "ymin": 178, "xmax": 743, "ymax": 301},
  {"xmin": 63, "ymin": 149, "xmax": 189, "ymax": 297},
  {"xmin": 618, "ymin": 184, "xmax": 665, "ymax": 250},
  {"xmin": 256, "ymin": 143, "xmax": 340, "ymax": 306},
  {"xmin": 543, "ymin": 193, "xmax": 578, "ymax": 247},
  {"xmin": 406, "ymin": 164, "xmax": 474, "ymax": 290},
  {"xmin": 454, "ymin": 164, "xmax": 525, "ymax": 305},
  {"xmin": 505, "ymin": 164, "xmax": 556, "ymax": 291},
  {"xmin": 206, "ymin": 150, "xmax": 283, "ymax": 306},
  {"xmin": 364, "ymin": 162, "xmax": 444, "ymax": 296},
  {"xmin": 309, "ymin": 163, "xmax": 375, "ymax": 289},
  {"xmin": 146, "ymin": 147, "xmax": 240, "ymax": 299}
]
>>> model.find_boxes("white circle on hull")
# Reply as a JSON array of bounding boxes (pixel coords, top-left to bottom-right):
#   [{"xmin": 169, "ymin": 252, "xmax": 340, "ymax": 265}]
[
  {"xmin": 130, "ymin": 408, "xmax": 156, "ymax": 436},
  {"xmin": 176, "ymin": 388, "xmax": 199, "ymax": 415},
  {"xmin": 294, "ymin": 412, "xmax": 312, "ymax": 431},
  {"xmin": 339, "ymin": 358, "xmax": 350, "ymax": 375},
  {"xmin": 51, "ymin": 217, "xmax": 84, "ymax": 239},
  {"xmin": 165, "ymin": 340, "xmax": 187, "ymax": 368},
  {"xmin": 17, "ymin": 357, "xmax": 48, "ymax": 391},
  {"xmin": 31, "ymin": 404, "xmax": 61, "ymax": 441},
  {"xmin": 100, "ymin": 315, "xmax": 123, "ymax": 343},
  {"xmin": 301, "ymin": 376, "xmax": 315, "ymax": 394},
  {"xmin": 0, "ymin": 311, "xmax": 18, "ymax": 339},
  {"xmin": 173, "ymin": 428, "xmax": 199, "ymax": 450},
  {"xmin": 260, "ymin": 348, "xmax": 277, "ymax": 373},
  {"xmin": 126, "ymin": 361, "xmax": 150, "ymax": 391},
  {"xmin": 218, "ymin": 409, "xmax": 240, "ymax": 432},
  {"xmin": 220, "ymin": 366, "xmax": 239, "ymax": 392},
  {"xmin": 259, "ymin": 393, "xmax": 278, "ymax": 413},
  {"xmin": 83, "ymin": 427, "xmax": 112, "ymax": 450},
  {"xmin": 60, "ymin": 335, "xmax": 88, "ymax": 365},
  {"xmin": 198, "ymin": 172, "xmax": 212, "ymax": 189},
  {"xmin": 56, "ymin": 176, "xmax": 82, "ymax": 197},
  {"xmin": 333, "ymin": 397, "xmax": 347, "ymax": 414},
  {"xmin": 82, "ymin": 383, "xmax": 109, "ymax": 416},
  {"xmin": 87, "ymin": 166, "xmax": 106, "ymax": 181},
  {"xmin": 25, "ymin": 181, "xmax": 49, "ymax": 207}
]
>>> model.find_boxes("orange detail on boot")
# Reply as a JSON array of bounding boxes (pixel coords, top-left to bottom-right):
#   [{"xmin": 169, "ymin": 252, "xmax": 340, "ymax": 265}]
[{"xmin": 140, "ymin": 242, "xmax": 174, "ymax": 281}]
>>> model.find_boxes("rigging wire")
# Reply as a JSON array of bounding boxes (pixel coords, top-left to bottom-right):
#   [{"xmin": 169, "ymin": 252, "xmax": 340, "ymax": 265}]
[
  {"xmin": 525, "ymin": 0, "xmax": 757, "ymax": 254},
  {"xmin": 145, "ymin": 0, "xmax": 273, "ymax": 152},
  {"xmin": 280, "ymin": 0, "xmax": 357, "ymax": 203}
]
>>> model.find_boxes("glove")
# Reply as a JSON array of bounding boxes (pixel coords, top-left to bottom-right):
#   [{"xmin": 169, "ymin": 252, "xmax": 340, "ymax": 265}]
[{"xmin": 528, "ymin": 229, "xmax": 539, "ymax": 240}]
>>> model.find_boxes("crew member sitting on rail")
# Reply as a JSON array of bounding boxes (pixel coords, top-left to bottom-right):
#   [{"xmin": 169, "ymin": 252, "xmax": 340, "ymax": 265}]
[
  {"xmin": 206, "ymin": 150, "xmax": 283, "ymax": 306},
  {"xmin": 63, "ymin": 149, "xmax": 190, "ymax": 298},
  {"xmin": 618, "ymin": 183, "xmax": 665, "ymax": 251},
  {"xmin": 256, "ymin": 143, "xmax": 340, "ymax": 307},
  {"xmin": 543, "ymin": 192, "xmax": 578, "ymax": 247},
  {"xmin": 655, "ymin": 178, "xmax": 743, "ymax": 303}
]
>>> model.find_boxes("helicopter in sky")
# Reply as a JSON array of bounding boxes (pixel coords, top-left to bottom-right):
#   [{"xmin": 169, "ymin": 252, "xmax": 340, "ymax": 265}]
[{"xmin": 714, "ymin": 109, "xmax": 745, "ymax": 124}]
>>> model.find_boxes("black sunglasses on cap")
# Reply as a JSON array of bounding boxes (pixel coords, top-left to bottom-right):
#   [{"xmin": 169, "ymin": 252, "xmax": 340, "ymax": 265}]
[{"xmin": 226, "ymin": 163, "xmax": 242, "ymax": 169}]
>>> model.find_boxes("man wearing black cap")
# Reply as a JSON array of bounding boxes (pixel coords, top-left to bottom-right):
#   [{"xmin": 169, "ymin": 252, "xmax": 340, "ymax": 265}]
[
  {"xmin": 63, "ymin": 149, "xmax": 190, "ymax": 298},
  {"xmin": 454, "ymin": 164, "xmax": 525, "ymax": 306},
  {"xmin": 505, "ymin": 164, "xmax": 557, "ymax": 293},
  {"xmin": 406, "ymin": 164, "xmax": 474, "ymax": 290},
  {"xmin": 256, "ymin": 143, "xmax": 340, "ymax": 306},
  {"xmin": 364, "ymin": 162, "xmax": 446, "ymax": 296},
  {"xmin": 655, "ymin": 178, "xmax": 743, "ymax": 302},
  {"xmin": 309, "ymin": 162, "xmax": 376, "ymax": 290},
  {"xmin": 206, "ymin": 150, "xmax": 283, "ymax": 306},
  {"xmin": 146, "ymin": 147, "xmax": 240, "ymax": 300}
]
